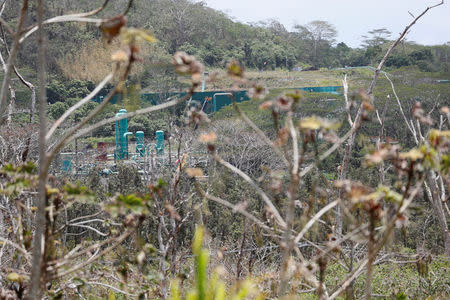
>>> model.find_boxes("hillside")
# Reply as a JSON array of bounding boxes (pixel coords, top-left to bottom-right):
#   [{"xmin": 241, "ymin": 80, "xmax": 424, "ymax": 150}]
[{"xmin": 0, "ymin": 0, "xmax": 449, "ymax": 299}]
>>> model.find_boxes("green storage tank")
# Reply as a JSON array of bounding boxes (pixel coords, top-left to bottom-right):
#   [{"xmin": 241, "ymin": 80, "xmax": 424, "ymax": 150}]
[
  {"xmin": 115, "ymin": 109, "xmax": 128, "ymax": 160},
  {"xmin": 136, "ymin": 131, "xmax": 145, "ymax": 157},
  {"xmin": 62, "ymin": 156, "xmax": 72, "ymax": 173},
  {"xmin": 155, "ymin": 130, "xmax": 164, "ymax": 155}
]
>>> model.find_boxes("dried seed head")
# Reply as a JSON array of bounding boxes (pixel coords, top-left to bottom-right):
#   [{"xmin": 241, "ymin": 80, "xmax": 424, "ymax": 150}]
[
  {"xmin": 275, "ymin": 96, "xmax": 293, "ymax": 111},
  {"xmin": 248, "ymin": 83, "xmax": 268, "ymax": 99},
  {"xmin": 100, "ymin": 15, "xmax": 127, "ymax": 43},
  {"xmin": 172, "ymin": 52, "xmax": 204, "ymax": 86},
  {"xmin": 227, "ymin": 60, "xmax": 244, "ymax": 80}
]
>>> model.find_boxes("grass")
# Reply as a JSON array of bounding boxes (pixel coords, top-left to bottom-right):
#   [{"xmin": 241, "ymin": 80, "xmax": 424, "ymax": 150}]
[{"xmin": 317, "ymin": 255, "xmax": 450, "ymax": 299}]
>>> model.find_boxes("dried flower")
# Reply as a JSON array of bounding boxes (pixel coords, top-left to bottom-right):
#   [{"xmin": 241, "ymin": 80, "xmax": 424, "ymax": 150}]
[
  {"xmin": 172, "ymin": 52, "xmax": 204, "ymax": 86},
  {"xmin": 398, "ymin": 148, "xmax": 424, "ymax": 161},
  {"xmin": 227, "ymin": 60, "xmax": 245, "ymax": 81},
  {"xmin": 185, "ymin": 168, "xmax": 204, "ymax": 178},
  {"xmin": 275, "ymin": 96, "xmax": 293, "ymax": 111},
  {"xmin": 395, "ymin": 213, "xmax": 409, "ymax": 228},
  {"xmin": 165, "ymin": 203, "xmax": 181, "ymax": 221},
  {"xmin": 199, "ymin": 132, "xmax": 217, "ymax": 143},
  {"xmin": 100, "ymin": 15, "xmax": 127, "ymax": 43},
  {"xmin": 259, "ymin": 100, "xmax": 273, "ymax": 110},
  {"xmin": 365, "ymin": 148, "xmax": 389, "ymax": 165},
  {"xmin": 274, "ymin": 127, "xmax": 290, "ymax": 146},
  {"xmin": 248, "ymin": 83, "xmax": 267, "ymax": 99},
  {"xmin": 111, "ymin": 50, "xmax": 129, "ymax": 62},
  {"xmin": 412, "ymin": 102, "xmax": 433, "ymax": 125},
  {"xmin": 187, "ymin": 108, "xmax": 210, "ymax": 125}
]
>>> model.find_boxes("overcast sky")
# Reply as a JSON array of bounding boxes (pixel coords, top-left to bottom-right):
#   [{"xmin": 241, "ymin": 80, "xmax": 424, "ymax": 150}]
[{"xmin": 205, "ymin": 0, "xmax": 449, "ymax": 47}]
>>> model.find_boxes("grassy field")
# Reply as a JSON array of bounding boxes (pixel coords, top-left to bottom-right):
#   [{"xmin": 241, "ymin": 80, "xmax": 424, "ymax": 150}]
[{"xmin": 180, "ymin": 66, "xmax": 449, "ymax": 108}]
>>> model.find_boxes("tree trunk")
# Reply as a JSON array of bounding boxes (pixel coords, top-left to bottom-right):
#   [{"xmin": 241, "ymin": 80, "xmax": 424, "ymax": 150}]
[
  {"xmin": 7, "ymin": 85, "xmax": 15, "ymax": 125},
  {"xmin": 28, "ymin": 0, "xmax": 47, "ymax": 298},
  {"xmin": 425, "ymin": 172, "xmax": 450, "ymax": 256}
]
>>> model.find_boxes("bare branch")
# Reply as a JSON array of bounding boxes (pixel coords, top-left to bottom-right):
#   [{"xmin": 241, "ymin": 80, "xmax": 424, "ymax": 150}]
[
  {"xmin": 0, "ymin": 236, "xmax": 32, "ymax": 265},
  {"xmin": 86, "ymin": 281, "xmax": 137, "ymax": 297},
  {"xmin": 195, "ymin": 182, "xmax": 275, "ymax": 233},
  {"xmin": 214, "ymin": 153, "xmax": 287, "ymax": 228},
  {"xmin": 294, "ymin": 200, "xmax": 339, "ymax": 244},
  {"xmin": 52, "ymin": 229, "xmax": 134, "ymax": 279},
  {"xmin": 0, "ymin": 0, "xmax": 28, "ymax": 124},
  {"xmin": 288, "ymin": 112, "xmax": 299, "ymax": 175},
  {"xmin": 232, "ymin": 97, "xmax": 289, "ymax": 167},
  {"xmin": 68, "ymin": 224, "xmax": 108, "ymax": 237},
  {"xmin": 19, "ymin": 0, "xmax": 111, "ymax": 44},
  {"xmin": 384, "ymin": 73, "xmax": 417, "ymax": 141},
  {"xmin": 367, "ymin": 0, "xmax": 444, "ymax": 94},
  {"xmin": 343, "ymin": 74, "xmax": 353, "ymax": 127}
]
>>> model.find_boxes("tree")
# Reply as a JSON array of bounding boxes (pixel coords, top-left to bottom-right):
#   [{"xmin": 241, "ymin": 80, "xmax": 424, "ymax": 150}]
[
  {"xmin": 294, "ymin": 20, "xmax": 337, "ymax": 67},
  {"xmin": 361, "ymin": 28, "xmax": 392, "ymax": 48}
]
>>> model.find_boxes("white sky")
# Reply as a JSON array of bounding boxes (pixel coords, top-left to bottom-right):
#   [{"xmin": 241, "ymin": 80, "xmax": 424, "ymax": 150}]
[{"xmin": 205, "ymin": 0, "xmax": 449, "ymax": 47}]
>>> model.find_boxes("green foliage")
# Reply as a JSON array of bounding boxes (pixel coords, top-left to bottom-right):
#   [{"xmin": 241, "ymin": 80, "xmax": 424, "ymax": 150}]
[
  {"xmin": 385, "ymin": 54, "xmax": 411, "ymax": 68},
  {"xmin": 169, "ymin": 226, "xmax": 261, "ymax": 300},
  {"xmin": 112, "ymin": 194, "xmax": 148, "ymax": 215},
  {"xmin": 47, "ymin": 79, "xmax": 94, "ymax": 104},
  {"xmin": 63, "ymin": 182, "xmax": 95, "ymax": 204},
  {"xmin": 48, "ymin": 101, "xmax": 68, "ymax": 119},
  {"xmin": 0, "ymin": 162, "xmax": 38, "ymax": 196}
]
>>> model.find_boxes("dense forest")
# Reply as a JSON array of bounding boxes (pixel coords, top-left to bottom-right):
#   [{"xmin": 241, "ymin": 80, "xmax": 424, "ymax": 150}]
[
  {"xmin": 0, "ymin": 0, "xmax": 449, "ymax": 299},
  {"xmin": 3, "ymin": 0, "xmax": 450, "ymax": 83}
]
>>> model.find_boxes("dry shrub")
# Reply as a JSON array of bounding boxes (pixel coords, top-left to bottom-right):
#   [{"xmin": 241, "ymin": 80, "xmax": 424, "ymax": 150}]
[{"xmin": 57, "ymin": 39, "xmax": 151, "ymax": 83}]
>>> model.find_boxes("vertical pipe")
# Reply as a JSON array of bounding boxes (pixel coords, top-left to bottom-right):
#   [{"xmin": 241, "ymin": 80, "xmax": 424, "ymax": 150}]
[
  {"xmin": 136, "ymin": 131, "xmax": 144, "ymax": 157},
  {"xmin": 115, "ymin": 109, "xmax": 128, "ymax": 159},
  {"xmin": 201, "ymin": 71, "xmax": 208, "ymax": 92}
]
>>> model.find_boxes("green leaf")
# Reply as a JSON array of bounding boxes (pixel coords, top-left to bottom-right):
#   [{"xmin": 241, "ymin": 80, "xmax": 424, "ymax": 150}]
[
  {"xmin": 170, "ymin": 279, "xmax": 181, "ymax": 300},
  {"xmin": 7, "ymin": 272, "xmax": 22, "ymax": 283},
  {"xmin": 118, "ymin": 194, "xmax": 143, "ymax": 207},
  {"xmin": 120, "ymin": 27, "xmax": 157, "ymax": 44},
  {"xmin": 196, "ymin": 249, "xmax": 209, "ymax": 300},
  {"xmin": 215, "ymin": 282, "xmax": 226, "ymax": 300},
  {"xmin": 108, "ymin": 291, "xmax": 116, "ymax": 300},
  {"xmin": 231, "ymin": 280, "xmax": 253, "ymax": 300},
  {"xmin": 192, "ymin": 226, "xmax": 204, "ymax": 255},
  {"xmin": 299, "ymin": 116, "xmax": 322, "ymax": 130},
  {"xmin": 63, "ymin": 183, "xmax": 95, "ymax": 203},
  {"xmin": 396, "ymin": 292, "xmax": 408, "ymax": 300},
  {"xmin": 399, "ymin": 148, "xmax": 423, "ymax": 161}
]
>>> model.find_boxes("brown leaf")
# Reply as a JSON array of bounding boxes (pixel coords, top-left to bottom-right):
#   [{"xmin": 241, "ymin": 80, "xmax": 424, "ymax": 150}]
[
  {"xmin": 259, "ymin": 100, "xmax": 273, "ymax": 110},
  {"xmin": 232, "ymin": 201, "xmax": 248, "ymax": 213},
  {"xmin": 365, "ymin": 149, "xmax": 389, "ymax": 165},
  {"xmin": 441, "ymin": 106, "xmax": 449, "ymax": 114},
  {"xmin": 275, "ymin": 96, "xmax": 293, "ymax": 111},
  {"xmin": 362, "ymin": 100, "xmax": 374, "ymax": 112},
  {"xmin": 111, "ymin": 50, "xmax": 129, "ymax": 62},
  {"xmin": 248, "ymin": 83, "xmax": 267, "ymax": 99},
  {"xmin": 165, "ymin": 204, "xmax": 181, "ymax": 221},
  {"xmin": 100, "ymin": 15, "xmax": 127, "ymax": 43},
  {"xmin": 274, "ymin": 127, "xmax": 290, "ymax": 146},
  {"xmin": 185, "ymin": 168, "xmax": 204, "ymax": 178},
  {"xmin": 199, "ymin": 132, "xmax": 217, "ymax": 143}
]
